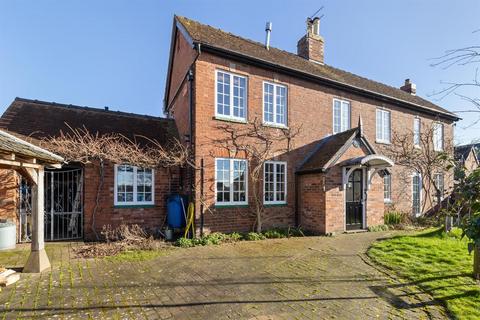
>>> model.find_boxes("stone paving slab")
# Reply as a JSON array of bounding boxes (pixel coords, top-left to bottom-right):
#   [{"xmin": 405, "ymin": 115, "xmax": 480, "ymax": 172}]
[{"xmin": 0, "ymin": 232, "xmax": 448, "ymax": 319}]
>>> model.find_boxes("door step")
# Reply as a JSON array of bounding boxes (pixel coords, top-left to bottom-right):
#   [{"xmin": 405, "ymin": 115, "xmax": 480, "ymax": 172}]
[{"xmin": 345, "ymin": 229, "xmax": 368, "ymax": 234}]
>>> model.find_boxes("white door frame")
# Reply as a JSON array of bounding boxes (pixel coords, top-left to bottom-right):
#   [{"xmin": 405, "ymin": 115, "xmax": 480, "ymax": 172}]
[{"xmin": 342, "ymin": 166, "xmax": 367, "ymax": 231}]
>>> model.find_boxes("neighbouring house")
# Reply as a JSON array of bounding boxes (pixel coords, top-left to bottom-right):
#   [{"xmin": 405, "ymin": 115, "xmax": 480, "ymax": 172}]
[
  {"xmin": 0, "ymin": 15, "xmax": 461, "ymax": 241},
  {"xmin": 455, "ymin": 143, "xmax": 479, "ymax": 175},
  {"xmin": 164, "ymin": 15, "xmax": 459, "ymax": 235},
  {"xmin": 0, "ymin": 98, "xmax": 180, "ymax": 241}
]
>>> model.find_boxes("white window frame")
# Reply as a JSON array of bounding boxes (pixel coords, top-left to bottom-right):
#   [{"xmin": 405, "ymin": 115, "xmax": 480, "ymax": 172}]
[
  {"xmin": 376, "ymin": 108, "xmax": 391, "ymax": 143},
  {"xmin": 214, "ymin": 158, "xmax": 248, "ymax": 206},
  {"xmin": 263, "ymin": 161, "xmax": 287, "ymax": 205},
  {"xmin": 413, "ymin": 118, "xmax": 421, "ymax": 148},
  {"xmin": 215, "ymin": 70, "xmax": 248, "ymax": 121},
  {"xmin": 383, "ymin": 172, "xmax": 392, "ymax": 203},
  {"xmin": 433, "ymin": 172, "xmax": 445, "ymax": 202},
  {"xmin": 332, "ymin": 98, "xmax": 351, "ymax": 134},
  {"xmin": 114, "ymin": 164, "xmax": 155, "ymax": 206},
  {"xmin": 262, "ymin": 81, "xmax": 288, "ymax": 127},
  {"xmin": 433, "ymin": 122, "xmax": 444, "ymax": 151},
  {"xmin": 412, "ymin": 172, "xmax": 422, "ymax": 216}
]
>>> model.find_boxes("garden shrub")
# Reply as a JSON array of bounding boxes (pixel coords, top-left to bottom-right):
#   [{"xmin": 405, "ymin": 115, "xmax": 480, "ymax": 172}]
[
  {"xmin": 384, "ymin": 211, "xmax": 403, "ymax": 225},
  {"xmin": 263, "ymin": 229, "xmax": 285, "ymax": 239},
  {"xmin": 174, "ymin": 228, "xmax": 305, "ymax": 247},
  {"xmin": 245, "ymin": 232, "xmax": 266, "ymax": 241},
  {"xmin": 368, "ymin": 224, "xmax": 389, "ymax": 232},
  {"xmin": 176, "ymin": 237, "xmax": 194, "ymax": 248}
]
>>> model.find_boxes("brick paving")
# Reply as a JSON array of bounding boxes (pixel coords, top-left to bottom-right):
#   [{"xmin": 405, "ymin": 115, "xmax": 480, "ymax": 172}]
[{"xmin": 0, "ymin": 232, "xmax": 448, "ymax": 319}]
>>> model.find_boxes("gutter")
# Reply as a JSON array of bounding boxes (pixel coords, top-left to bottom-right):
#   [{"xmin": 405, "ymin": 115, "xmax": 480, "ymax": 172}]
[{"xmin": 198, "ymin": 43, "xmax": 460, "ymax": 122}]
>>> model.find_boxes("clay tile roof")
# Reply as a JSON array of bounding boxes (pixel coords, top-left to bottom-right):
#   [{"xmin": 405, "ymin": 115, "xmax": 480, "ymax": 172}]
[
  {"xmin": 0, "ymin": 129, "xmax": 63, "ymax": 163},
  {"xmin": 176, "ymin": 16, "xmax": 458, "ymax": 121},
  {"xmin": 0, "ymin": 98, "xmax": 179, "ymax": 147},
  {"xmin": 297, "ymin": 128, "xmax": 359, "ymax": 173}
]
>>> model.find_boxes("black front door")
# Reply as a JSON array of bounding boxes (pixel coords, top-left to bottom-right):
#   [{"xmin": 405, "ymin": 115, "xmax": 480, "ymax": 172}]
[{"xmin": 346, "ymin": 169, "xmax": 363, "ymax": 230}]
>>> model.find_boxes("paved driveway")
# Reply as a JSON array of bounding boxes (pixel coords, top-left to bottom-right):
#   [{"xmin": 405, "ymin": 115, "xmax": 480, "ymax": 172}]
[{"xmin": 0, "ymin": 232, "xmax": 447, "ymax": 319}]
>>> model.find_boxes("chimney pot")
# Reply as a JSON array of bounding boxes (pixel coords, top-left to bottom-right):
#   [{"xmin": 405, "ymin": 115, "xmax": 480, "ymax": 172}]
[{"xmin": 400, "ymin": 78, "xmax": 416, "ymax": 95}]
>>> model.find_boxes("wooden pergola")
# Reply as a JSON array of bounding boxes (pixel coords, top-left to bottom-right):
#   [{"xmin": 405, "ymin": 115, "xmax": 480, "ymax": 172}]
[{"xmin": 0, "ymin": 129, "xmax": 63, "ymax": 273}]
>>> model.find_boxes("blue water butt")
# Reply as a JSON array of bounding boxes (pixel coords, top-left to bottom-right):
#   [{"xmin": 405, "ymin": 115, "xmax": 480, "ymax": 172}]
[{"xmin": 167, "ymin": 194, "xmax": 186, "ymax": 228}]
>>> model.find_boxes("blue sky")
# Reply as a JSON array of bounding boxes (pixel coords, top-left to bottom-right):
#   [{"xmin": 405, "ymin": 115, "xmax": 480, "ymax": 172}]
[{"xmin": 0, "ymin": 0, "xmax": 478, "ymax": 144}]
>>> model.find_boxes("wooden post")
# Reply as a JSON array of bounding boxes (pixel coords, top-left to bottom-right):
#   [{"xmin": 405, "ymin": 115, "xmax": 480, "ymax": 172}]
[
  {"xmin": 474, "ymin": 245, "xmax": 480, "ymax": 280},
  {"xmin": 23, "ymin": 167, "xmax": 51, "ymax": 273}
]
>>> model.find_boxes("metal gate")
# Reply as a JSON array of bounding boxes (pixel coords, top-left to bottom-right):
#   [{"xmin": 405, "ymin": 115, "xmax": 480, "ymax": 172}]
[
  {"xmin": 44, "ymin": 168, "xmax": 83, "ymax": 240},
  {"xmin": 19, "ymin": 177, "xmax": 33, "ymax": 242}
]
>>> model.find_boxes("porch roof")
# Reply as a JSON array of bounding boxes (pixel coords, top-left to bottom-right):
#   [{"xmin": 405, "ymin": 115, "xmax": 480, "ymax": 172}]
[
  {"xmin": 0, "ymin": 129, "xmax": 63, "ymax": 166},
  {"xmin": 344, "ymin": 154, "xmax": 394, "ymax": 168},
  {"xmin": 296, "ymin": 126, "xmax": 377, "ymax": 174}
]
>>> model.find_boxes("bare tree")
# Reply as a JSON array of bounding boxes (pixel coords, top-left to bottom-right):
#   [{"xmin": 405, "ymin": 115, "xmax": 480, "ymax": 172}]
[
  {"xmin": 430, "ymin": 42, "xmax": 480, "ymax": 127},
  {"xmin": 384, "ymin": 121, "xmax": 454, "ymax": 213},
  {"xmin": 211, "ymin": 118, "xmax": 301, "ymax": 232}
]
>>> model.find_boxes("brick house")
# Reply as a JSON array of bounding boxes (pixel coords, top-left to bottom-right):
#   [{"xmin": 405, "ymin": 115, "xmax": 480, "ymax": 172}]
[
  {"xmin": 0, "ymin": 15, "xmax": 461, "ymax": 241},
  {"xmin": 164, "ymin": 16, "xmax": 459, "ymax": 235},
  {"xmin": 0, "ymin": 98, "xmax": 180, "ymax": 241},
  {"xmin": 455, "ymin": 144, "xmax": 479, "ymax": 176}
]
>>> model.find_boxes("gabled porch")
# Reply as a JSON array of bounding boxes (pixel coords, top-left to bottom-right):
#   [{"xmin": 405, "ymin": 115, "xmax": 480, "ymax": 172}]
[{"xmin": 296, "ymin": 119, "xmax": 394, "ymax": 234}]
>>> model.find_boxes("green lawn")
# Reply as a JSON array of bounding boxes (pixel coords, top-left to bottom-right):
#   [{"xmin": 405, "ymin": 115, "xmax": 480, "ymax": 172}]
[{"xmin": 368, "ymin": 228, "xmax": 480, "ymax": 320}]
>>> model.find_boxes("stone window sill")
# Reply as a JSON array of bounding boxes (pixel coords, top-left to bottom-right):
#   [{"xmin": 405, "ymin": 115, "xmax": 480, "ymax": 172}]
[
  {"xmin": 114, "ymin": 205, "xmax": 156, "ymax": 209},
  {"xmin": 213, "ymin": 115, "xmax": 248, "ymax": 124}
]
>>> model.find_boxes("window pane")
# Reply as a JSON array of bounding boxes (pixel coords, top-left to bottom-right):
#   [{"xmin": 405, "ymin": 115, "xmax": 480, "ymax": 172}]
[
  {"xmin": 216, "ymin": 159, "xmax": 230, "ymax": 203},
  {"xmin": 414, "ymin": 119, "xmax": 420, "ymax": 146},
  {"xmin": 333, "ymin": 100, "xmax": 341, "ymax": 134},
  {"xmin": 217, "ymin": 72, "xmax": 231, "ymax": 116},
  {"xmin": 264, "ymin": 163, "xmax": 274, "ymax": 202},
  {"xmin": 376, "ymin": 110, "xmax": 382, "ymax": 141},
  {"xmin": 412, "ymin": 174, "xmax": 421, "ymax": 215},
  {"xmin": 341, "ymin": 101, "xmax": 350, "ymax": 132},
  {"xmin": 264, "ymin": 83, "xmax": 274, "ymax": 123},
  {"xmin": 233, "ymin": 76, "xmax": 246, "ymax": 118},
  {"xmin": 264, "ymin": 162, "xmax": 286, "ymax": 203},
  {"xmin": 276, "ymin": 86, "xmax": 287, "ymax": 125},
  {"xmin": 383, "ymin": 173, "xmax": 391, "ymax": 201},
  {"xmin": 384, "ymin": 111, "xmax": 391, "ymax": 142},
  {"xmin": 233, "ymin": 160, "xmax": 247, "ymax": 203},
  {"xmin": 116, "ymin": 165, "xmax": 134, "ymax": 203},
  {"xmin": 276, "ymin": 163, "xmax": 286, "ymax": 201},
  {"xmin": 136, "ymin": 168, "xmax": 153, "ymax": 203}
]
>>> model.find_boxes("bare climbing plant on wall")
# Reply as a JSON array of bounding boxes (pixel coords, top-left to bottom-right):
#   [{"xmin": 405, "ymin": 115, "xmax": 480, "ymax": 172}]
[
  {"xmin": 212, "ymin": 118, "xmax": 301, "ymax": 232},
  {"xmin": 40, "ymin": 124, "xmax": 190, "ymax": 240},
  {"xmin": 384, "ymin": 121, "xmax": 454, "ymax": 214}
]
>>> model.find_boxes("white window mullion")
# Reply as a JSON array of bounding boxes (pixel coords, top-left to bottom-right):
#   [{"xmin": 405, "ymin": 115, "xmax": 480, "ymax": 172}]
[{"xmin": 133, "ymin": 166, "xmax": 137, "ymax": 203}]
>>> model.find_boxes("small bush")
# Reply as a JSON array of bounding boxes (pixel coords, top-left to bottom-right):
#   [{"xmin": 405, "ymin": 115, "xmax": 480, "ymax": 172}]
[
  {"xmin": 368, "ymin": 224, "xmax": 389, "ymax": 232},
  {"xmin": 226, "ymin": 232, "xmax": 243, "ymax": 242},
  {"xmin": 263, "ymin": 229, "xmax": 285, "ymax": 239},
  {"xmin": 384, "ymin": 211, "xmax": 403, "ymax": 226},
  {"xmin": 245, "ymin": 232, "xmax": 266, "ymax": 241},
  {"xmin": 176, "ymin": 237, "xmax": 194, "ymax": 248}
]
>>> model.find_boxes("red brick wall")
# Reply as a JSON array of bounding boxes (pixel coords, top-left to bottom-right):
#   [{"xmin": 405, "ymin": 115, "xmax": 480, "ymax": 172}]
[
  {"xmin": 83, "ymin": 162, "xmax": 180, "ymax": 240},
  {"xmin": 298, "ymin": 173, "xmax": 326, "ymax": 234},
  {"xmin": 169, "ymin": 35, "xmax": 455, "ymax": 233}
]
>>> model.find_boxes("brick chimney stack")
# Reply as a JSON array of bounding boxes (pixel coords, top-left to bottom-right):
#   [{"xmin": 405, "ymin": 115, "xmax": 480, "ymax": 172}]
[
  {"xmin": 400, "ymin": 79, "xmax": 416, "ymax": 95},
  {"xmin": 297, "ymin": 17, "xmax": 324, "ymax": 64}
]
